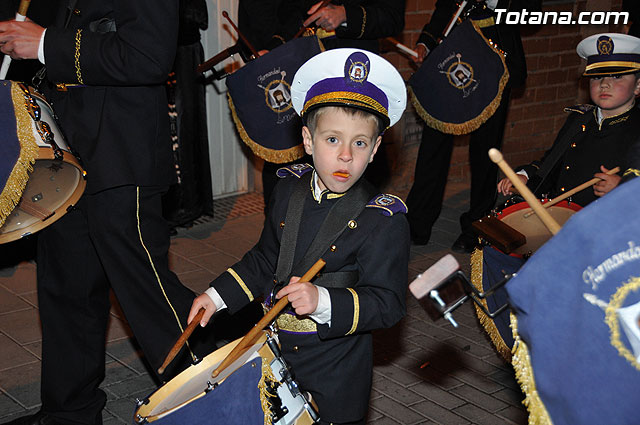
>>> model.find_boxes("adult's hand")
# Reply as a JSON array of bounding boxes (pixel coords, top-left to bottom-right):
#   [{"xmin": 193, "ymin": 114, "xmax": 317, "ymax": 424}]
[
  {"xmin": 304, "ymin": 1, "xmax": 347, "ymax": 32},
  {"xmin": 0, "ymin": 20, "xmax": 44, "ymax": 60}
]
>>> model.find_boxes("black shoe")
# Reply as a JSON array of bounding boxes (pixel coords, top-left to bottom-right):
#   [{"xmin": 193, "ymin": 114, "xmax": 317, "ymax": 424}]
[
  {"xmin": 451, "ymin": 233, "xmax": 478, "ymax": 254},
  {"xmin": 3, "ymin": 411, "xmax": 63, "ymax": 425}
]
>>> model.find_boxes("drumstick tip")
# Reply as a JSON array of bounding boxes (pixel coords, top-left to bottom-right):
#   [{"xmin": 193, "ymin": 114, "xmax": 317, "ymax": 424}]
[{"xmin": 488, "ymin": 148, "xmax": 503, "ymax": 163}]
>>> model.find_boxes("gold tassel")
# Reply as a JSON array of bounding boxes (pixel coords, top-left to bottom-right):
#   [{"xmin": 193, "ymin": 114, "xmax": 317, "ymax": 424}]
[
  {"xmin": 227, "ymin": 94, "xmax": 306, "ymax": 164},
  {"xmin": 258, "ymin": 356, "xmax": 280, "ymax": 425},
  {"xmin": 0, "ymin": 83, "xmax": 39, "ymax": 228},
  {"xmin": 470, "ymin": 247, "xmax": 512, "ymax": 361},
  {"xmin": 510, "ymin": 313, "xmax": 554, "ymax": 425},
  {"xmin": 410, "ymin": 21, "xmax": 510, "ymax": 136}
]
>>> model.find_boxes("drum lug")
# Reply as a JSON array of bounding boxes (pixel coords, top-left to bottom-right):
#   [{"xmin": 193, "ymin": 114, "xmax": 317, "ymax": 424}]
[
  {"xmin": 205, "ymin": 380, "xmax": 218, "ymax": 393},
  {"xmin": 135, "ymin": 398, "xmax": 149, "ymax": 407},
  {"xmin": 134, "ymin": 413, "xmax": 148, "ymax": 424}
]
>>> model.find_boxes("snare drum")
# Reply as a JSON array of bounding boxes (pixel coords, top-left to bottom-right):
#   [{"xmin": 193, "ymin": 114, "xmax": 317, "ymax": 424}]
[
  {"xmin": 134, "ymin": 331, "xmax": 319, "ymax": 425},
  {"xmin": 496, "ymin": 199, "xmax": 582, "ymax": 256},
  {"xmin": 0, "ymin": 85, "xmax": 86, "ymax": 244}
]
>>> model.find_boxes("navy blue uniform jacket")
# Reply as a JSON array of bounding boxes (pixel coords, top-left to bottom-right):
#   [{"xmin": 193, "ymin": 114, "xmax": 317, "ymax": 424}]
[
  {"xmin": 43, "ymin": 0, "xmax": 178, "ymax": 194},
  {"xmin": 210, "ymin": 170, "xmax": 410, "ymax": 422}
]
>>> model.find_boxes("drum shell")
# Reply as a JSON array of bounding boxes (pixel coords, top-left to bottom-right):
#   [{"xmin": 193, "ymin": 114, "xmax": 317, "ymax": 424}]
[{"xmin": 134, "ymin": 331, "xmax": 318, "ymax": 425}]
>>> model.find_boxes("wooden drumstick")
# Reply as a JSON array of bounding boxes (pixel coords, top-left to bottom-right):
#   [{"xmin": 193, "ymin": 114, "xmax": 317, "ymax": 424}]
[
  {"xmin": 523, "ymin": 166, "xmax": 620, "ymax": 218},
  {"xmin": 221, "ymin": 11, "xmax": 260, "ymax": 58},
  {"xmin": 386, "ymin": 37, "xmax": 419, "ymax": 58},
  {"xmin": 0, "ymin": 0, "xmax": 31, "ymax": 80},
  {"xmin": 157, "ymin": 308, "xmax": 205, "ymax": 375},
  {"xmin": 211, "ymin": 258, "xmax": 326, "ymax": 379},
  {"xmin": 489, "ymin": 148, "xmax": 561, "ymax": 235}
]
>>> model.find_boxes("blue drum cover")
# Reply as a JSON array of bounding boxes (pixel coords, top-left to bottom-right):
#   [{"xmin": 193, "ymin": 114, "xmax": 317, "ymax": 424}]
[
  {"xmin": 482, "ymin": 246, "xmax": 526, "ymax": 351},
  {"xmin": 226, "ymin": 36, "xmax": 323, "ymax": 163},
  {"xmin": 507, "ymin": 177, "xmax": 640, "ymax": 424},
  {"xmin": 152, "ymin": 359, "xmax": 265, "ymax": 425},
  {"xmin": 408, "ymin": 19, "xmax": 508, "ymax": 135}
]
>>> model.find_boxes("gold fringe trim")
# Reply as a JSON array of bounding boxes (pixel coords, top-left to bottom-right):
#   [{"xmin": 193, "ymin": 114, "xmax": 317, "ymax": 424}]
[
  {"xmin": 409, "ymin": 21, "xmax": 510, "ymax": 136},
  {"xmin": 227, "ymin": 94, "xmax": 306, "ymax": 164},
  {"xmin": 470, "ymin": 247, "xmax": 512, "ymax": 362},
  {"xmin": 0, "ymin": 83, "xmax": 39, "ymax": 228},
  {"xmin": 510, "ymin": 313, "xmax": 554, "ymax": 425},
  {"xmin": 258, "ymin": 356, "xmax": 280, "ymax": 425}
]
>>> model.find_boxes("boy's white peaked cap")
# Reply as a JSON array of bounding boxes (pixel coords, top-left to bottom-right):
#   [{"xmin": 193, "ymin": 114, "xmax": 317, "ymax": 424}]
[{"xmin": 291, "ymin": 48, "xmax": 407, "ymax": 128}]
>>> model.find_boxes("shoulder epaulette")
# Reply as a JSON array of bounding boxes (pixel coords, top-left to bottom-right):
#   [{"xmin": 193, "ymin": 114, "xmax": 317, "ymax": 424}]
[
  {"xmin": 276, "ymin": 163, "xmax": 313, "ymax": 178},
  {"xmin": 564, "ymin": 104, "xmax": 596, "ymax": 114},
  {"xmin": 366, "ymin": 194, "xmax": 408, "ymax": 216}
]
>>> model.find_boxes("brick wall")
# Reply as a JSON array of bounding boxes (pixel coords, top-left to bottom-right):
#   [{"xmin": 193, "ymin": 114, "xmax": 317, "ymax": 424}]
[{"xmin": 378, "ymin": 0, "xmax": 626, "ymax": 197}]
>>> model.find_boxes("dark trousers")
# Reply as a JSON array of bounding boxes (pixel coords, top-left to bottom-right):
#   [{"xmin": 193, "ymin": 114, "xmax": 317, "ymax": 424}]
[
  {"xmin": 37, "ymin": 185, "xmax": 217, "ymax": 424},
  {"xmin": 406, "ymin": 87, "xmax": 511, "ymax": 242}
]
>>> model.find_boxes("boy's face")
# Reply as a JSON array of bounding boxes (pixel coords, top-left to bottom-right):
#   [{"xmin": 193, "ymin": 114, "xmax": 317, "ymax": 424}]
[
  {"xmin": 302, "ymin": 107, "xmax": 382, "ymax": 193},
  {"xmin": 589, "ymin": 74, "xmax": 640, "ymax": 118}
]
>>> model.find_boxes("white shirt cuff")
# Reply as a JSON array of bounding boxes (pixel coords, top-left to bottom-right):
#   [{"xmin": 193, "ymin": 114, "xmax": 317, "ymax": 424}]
[
  {"xmin": 309, "ymin": 285, "xmax": 332, "ymax": 325},
  {"xmin": 205, "ymin": 287, "xmax": 228, "ymax": 311},
  {"xmin": 37, "ymin": 29, "xmax": 46, "ymax": 64},
  {"xmin": 516, "ymin": 169, "xmax": 529, "ymax": 179},
  {"xmin": 486, "ymin": 0, "xmax": 499, "ymax": 10}
]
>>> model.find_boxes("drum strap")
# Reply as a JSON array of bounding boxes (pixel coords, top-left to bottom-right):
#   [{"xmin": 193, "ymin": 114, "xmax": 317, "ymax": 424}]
[{"xmin": 275, "ymin": 172, "xmax": 372, "ymax": 289}]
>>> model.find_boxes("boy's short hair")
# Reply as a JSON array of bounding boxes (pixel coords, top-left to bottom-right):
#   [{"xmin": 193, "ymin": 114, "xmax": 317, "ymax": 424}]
[
  {"xmin": 305, "ymin": 105, "xmax": 386, "ymax": 137},
  {"xmin": 291, "ymin": 48, "xmax": 406, "ymax": 131}
]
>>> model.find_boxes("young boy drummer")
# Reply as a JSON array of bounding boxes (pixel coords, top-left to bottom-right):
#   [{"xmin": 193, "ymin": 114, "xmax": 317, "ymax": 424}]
[
  {"xmin": 189, "ymin": 48, "xmax": 409, "ymax": 424},
  {"xmin": 498, "ymin": 33, "xmax": 640, "ymax": 206}
]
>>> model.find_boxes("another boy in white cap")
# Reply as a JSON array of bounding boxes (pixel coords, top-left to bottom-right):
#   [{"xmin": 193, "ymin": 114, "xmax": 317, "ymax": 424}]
[
  {"xmin": 189, "ymin": 48, "xmax": 409, "ymax": 424},
  {"xmin": 498, "ymin": 33, "xmax": 640, "ymax": 207}
]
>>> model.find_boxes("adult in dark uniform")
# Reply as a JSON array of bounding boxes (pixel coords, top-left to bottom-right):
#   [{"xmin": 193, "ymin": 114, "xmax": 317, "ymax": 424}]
[
  {"xmin": 498, "ymin": 33, "xmax": 640, "ymax": 207},
  {"xmin": 272, "ymin": 0, "xmax": 405, "ymax": 53},
  {"xmin": 406, "ymin": 0, "xmax": 541, "ymax": 252},
  {"xmin": 0, "ymin": 2, "xmax": 217, "ymax": 424}
]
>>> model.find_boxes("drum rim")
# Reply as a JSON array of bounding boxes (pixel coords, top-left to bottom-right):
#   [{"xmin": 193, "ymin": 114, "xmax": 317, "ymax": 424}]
[
  {"xmin": 0, "ymin": 147, "xmax": 86, "ymax": 244},
  {"xmin": 499, "ymin": 199, "xmax": 583, "ymax": 217},
  {"xmin": 134, "ymin": 332, "xmax": 270, "ymax": 423}
]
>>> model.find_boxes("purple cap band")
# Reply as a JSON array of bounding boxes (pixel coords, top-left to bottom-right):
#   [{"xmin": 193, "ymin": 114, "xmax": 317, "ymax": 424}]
[{"xmin": 304, "ymin": 77, "xmax": 389, "ymax": 111}]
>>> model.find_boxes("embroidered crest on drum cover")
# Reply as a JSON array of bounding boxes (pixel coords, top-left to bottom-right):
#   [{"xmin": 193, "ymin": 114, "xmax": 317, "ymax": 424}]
[
  {"xmin": 366, "ymin": 194, "xmax": 408, "ymax": 216},
  {"xmin": 257, "ymin": 69, "xmax": 294, "ymax": 115},
  {"xmin": 439, "ymin": 53, "xmax": 479, "ymax": 98},
  {"xmin": 582, "ymin": 241, "xmax": 640, "ymax": 371}
]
